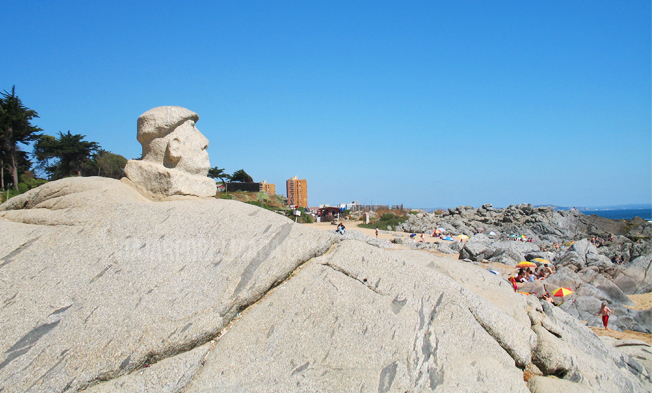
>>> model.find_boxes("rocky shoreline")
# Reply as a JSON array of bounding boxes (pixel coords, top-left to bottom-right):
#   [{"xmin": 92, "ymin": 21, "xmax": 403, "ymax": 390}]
[{"xmin": 388, "ymin": 204, "xmax": 652, "ymax": 334}]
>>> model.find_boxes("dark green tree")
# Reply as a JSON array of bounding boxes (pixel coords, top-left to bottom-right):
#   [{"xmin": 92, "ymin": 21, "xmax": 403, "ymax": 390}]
[
  {"xmin": 208, "ymin": 167, "xmax": 231, "ymax": 191},
  {"xmin": 33, "ymin": 131, "xmax": 99, "ymax": 180},
  {"xmin": 231, "ymin": 169, "xmax": 253, "ymax": 183},
  {"xmin": 0, "ymin": 86, "xmax": 42, "ymax": 190},
  {"xmin": 86, "ymin": 149, "xmax": 127, "ymax": 179}
]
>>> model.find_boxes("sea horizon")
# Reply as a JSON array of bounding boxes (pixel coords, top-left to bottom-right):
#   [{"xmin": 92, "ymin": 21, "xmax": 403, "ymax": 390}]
[{"xmin": 420, "ymin": 204, "xmax": 652, "ymax": 221}]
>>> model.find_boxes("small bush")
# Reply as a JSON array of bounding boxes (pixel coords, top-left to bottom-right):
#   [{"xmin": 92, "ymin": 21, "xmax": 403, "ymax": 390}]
[
  {"xmin": 360, "ymin": 211, "xmax": 409, "ymax": 230},
  {"xmin": 257, "ymin": 191, "xmax": 270, "ymax": 202}
]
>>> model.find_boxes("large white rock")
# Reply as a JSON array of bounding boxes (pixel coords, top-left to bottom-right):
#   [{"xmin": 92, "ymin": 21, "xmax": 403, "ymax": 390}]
[
  {"xmin": 0, "ymin": 177, "xmax": 650, "ymax": 392},
  {"xmin": 0, "ymin": 177, "xmax": 334, "ymax": 392},
  {"xmin": 186, "ymin": 241, "xmax": 531, "ymax": 393}
]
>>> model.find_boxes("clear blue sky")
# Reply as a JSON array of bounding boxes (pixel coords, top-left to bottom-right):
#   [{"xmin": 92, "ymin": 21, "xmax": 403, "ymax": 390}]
[{"xmin": 3, "ymin": 1, "xmax": 650, "ymax": 208}]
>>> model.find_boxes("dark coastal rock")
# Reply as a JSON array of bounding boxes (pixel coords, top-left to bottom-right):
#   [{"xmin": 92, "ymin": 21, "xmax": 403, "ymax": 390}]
[
  {"xmin": 546, "ymin": 267, "xmax": 583, "ymax": 291},
  {"xmin": 590, "ymin": 274, "xmax": 635, "ymax": 306}
]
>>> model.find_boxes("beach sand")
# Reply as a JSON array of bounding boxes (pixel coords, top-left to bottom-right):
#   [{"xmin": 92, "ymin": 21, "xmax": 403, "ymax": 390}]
[
  {"xmin": 626, "ymin": 292, "xmax": 652, "ymax": 311},
  {"xmin": 303, "ymin": 220, "xmax": 461, "ymax": 257}
]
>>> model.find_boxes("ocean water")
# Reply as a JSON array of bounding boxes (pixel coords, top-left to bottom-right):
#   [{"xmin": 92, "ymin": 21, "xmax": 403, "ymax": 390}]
[{"xmin": 578, "ymin": 208, "xmax": 652, "ymax": 221}]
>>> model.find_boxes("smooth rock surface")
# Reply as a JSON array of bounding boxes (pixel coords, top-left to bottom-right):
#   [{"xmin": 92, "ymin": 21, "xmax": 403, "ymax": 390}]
[
  {"xmin": 185, "ymin": 241, "xmax": 531, "ymax": 393},
  {"xmin": 0, "ymin": 177, "xmax": 335, "ymax": 392}
]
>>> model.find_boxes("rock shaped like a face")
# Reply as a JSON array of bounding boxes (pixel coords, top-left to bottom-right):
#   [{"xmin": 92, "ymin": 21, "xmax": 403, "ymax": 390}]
[
  {"xmin": 125, "ymin": 106, "xmax": 216, "ymax": 197},
  {"xmin": 166, "ymin": 119, "xmax": 211, "ymax": 176}
]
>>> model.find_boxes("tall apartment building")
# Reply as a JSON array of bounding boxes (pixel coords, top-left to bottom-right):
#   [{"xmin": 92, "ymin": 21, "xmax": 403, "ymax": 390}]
[
  {"xmin": 260, "ymin": 180, "xmax": 275, "ymax": 195},
  {"xmin": 286, "ymin": 176, "xmax": 308, "ymax": 208}
]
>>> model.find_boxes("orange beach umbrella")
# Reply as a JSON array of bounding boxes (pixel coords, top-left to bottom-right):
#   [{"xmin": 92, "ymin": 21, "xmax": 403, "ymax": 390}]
[
  {"xmin": 552, "ymin": 287, "xmax": 574, "ymax": 297},
  {"xmin": 516, "ymin": 261, "xmax": 537, "ymax": 268},
  {"xmin": 533, "ymin": 258, "xmax": 551, "ymax": 265}
]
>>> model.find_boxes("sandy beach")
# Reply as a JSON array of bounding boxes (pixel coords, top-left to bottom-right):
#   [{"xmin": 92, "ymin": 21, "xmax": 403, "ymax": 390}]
[{"xmin": 303, "ymin": 220, "xmax": 463, "ymax": 257}]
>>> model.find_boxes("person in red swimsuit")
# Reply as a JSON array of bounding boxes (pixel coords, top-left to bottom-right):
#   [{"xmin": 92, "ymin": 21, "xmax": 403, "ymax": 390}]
[{"xmin": 597, "ymin": 302, "xmax": 614, "ymax": 330}]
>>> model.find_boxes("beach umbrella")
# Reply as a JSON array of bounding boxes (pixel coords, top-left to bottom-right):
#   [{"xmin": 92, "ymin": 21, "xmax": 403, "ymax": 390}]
[
  {"xmin": 516, "ymin": 261, "xmax": 537, "ymax": 268},
  {"xmin": 456, "ymin": 234, "xmax": 470, "ymax": 239},
  {"xmin": 443, "ymin": 236, "xmax": 453, "ymax": 241},
  {"xmin": 488, "ymin": 231, "xmax": 497, "ymax": 236},
  {"xmin": 553, "ymin": 287, "xmax": 573, "ymax": 297},
  {"xmin": 436, "ymin": 227, "xmax": 446, "ymax": 232},
  {"xmin": 533, "ymin": 258, "xmax": 551, "ymax": 265}
]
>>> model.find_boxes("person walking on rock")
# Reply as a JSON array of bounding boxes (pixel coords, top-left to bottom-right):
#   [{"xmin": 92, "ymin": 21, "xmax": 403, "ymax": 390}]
[{"xmin": 597, "ymin": 302, "xmax": 614, "ymax": 330}]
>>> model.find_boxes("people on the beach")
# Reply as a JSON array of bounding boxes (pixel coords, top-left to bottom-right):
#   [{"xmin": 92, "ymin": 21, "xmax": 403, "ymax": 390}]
[
  {"xmin": 336, "ymin": 223, "xmax": 346, "ymax": 235},
  {"xmin": 375, "ymin": 227, "xmax": 379, "ymax": 238},
  {"xmin": 542, "ymin": 292, "xmax": 554, "ymax": 304},
  {"xmin": 597, "ymin": 302, "xmax": 614, "ymax": 330},
  {"xmin": 516, "ymin": 269, "xmax": 528, "ymax": 283}
]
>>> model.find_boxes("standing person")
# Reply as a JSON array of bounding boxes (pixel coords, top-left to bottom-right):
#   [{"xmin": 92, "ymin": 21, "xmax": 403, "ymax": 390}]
[
  {"xmin": 597, "ymin": 302, "xmax": 614, "ymax": 330},
  {"xmin": 420, "ymin": 233, "xmax": 425, "ymax": 243},
  {"xmin": 375, "ymin": 227, "xmax": 379, "ymax": 238}
]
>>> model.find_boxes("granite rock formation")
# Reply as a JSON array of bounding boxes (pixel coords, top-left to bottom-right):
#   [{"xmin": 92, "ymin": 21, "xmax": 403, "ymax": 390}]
[
  {"xmin": 1, "ymin": 178, "xmax": 650, "ymax": 392},
  {"xmin": 398, "ymin": 204, "xmax": 652, "ymax": 334}
]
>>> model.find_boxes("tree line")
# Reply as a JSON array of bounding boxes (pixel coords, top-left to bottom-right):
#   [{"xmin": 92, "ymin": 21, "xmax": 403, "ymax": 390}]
[{"xmin": 0, "ymin": 86, "xmax": 127, "ymax": 195}]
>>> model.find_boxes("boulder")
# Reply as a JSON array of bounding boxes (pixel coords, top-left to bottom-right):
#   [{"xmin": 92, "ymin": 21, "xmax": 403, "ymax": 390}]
[
  {"xmin": 546, "ymin": 267, "xmax": 583, "ymax": 292},
  {"xmin": 590, "ymin": 274, "xmax": 635, "ymax": 306},
  {"xmin": 459, "ymin": 240, "xmax": 488, "ymax": 261},
  {"xmin": 540, "ymin": 302, "xmax": 650, "ymax": 391},
  {"xmin": 631, "ymin": 309, "xmax": 652, "ymax": 334},
  {"xmin": 586, "ymin": 253, "xmax": 614, "ymax": 270},
  {"xmin": 613, "ymin": 254, "xmax": 652, "ymax": 294},
  {"xmin": 568, "ymin": 239, "xmax": 599, "ymax": 262}
]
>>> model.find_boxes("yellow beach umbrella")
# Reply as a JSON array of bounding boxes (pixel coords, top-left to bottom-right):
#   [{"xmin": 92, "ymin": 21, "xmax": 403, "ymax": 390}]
[
  {"xmin": 516, "ymin": 261, "xmax": 537, "ymax": 268},
  {"xmin": 552, "ymin": 287, "xmax": 574, "ymax": 297},
  {"xmin": 533, "ymin": 258, "xmax": 551, "ymax": 265},
  {"xmin": 456, "ymin": 234, "xmax": 470, "ymax": 239}
]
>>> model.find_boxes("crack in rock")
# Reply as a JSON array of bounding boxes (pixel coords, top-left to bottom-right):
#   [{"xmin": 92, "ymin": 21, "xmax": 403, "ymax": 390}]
[{"xmin": 323, "ymin": 263, "xmax": 387, "ymax": 296}]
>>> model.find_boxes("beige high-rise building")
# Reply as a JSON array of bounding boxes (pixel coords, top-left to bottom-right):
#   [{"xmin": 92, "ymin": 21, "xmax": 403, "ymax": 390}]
[
  {"xmin": 260, "ymin": 180, "xmax": 275, "ymax": 195},
  {"xmin": 286, "ymin": 176, "xmax": 308, "ymax": 208}
]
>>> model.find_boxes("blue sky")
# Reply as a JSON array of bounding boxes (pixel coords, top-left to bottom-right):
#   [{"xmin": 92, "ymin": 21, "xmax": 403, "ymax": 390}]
[{"xmin": 3, "ymin": 1, "xmax": 650, "ymax": 208}]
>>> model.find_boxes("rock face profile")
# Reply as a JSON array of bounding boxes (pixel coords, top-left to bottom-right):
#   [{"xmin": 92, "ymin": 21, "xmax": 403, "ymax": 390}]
[{"xmin": 124, "ymin": 106, "xmax": 217, "ymax": 198}]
